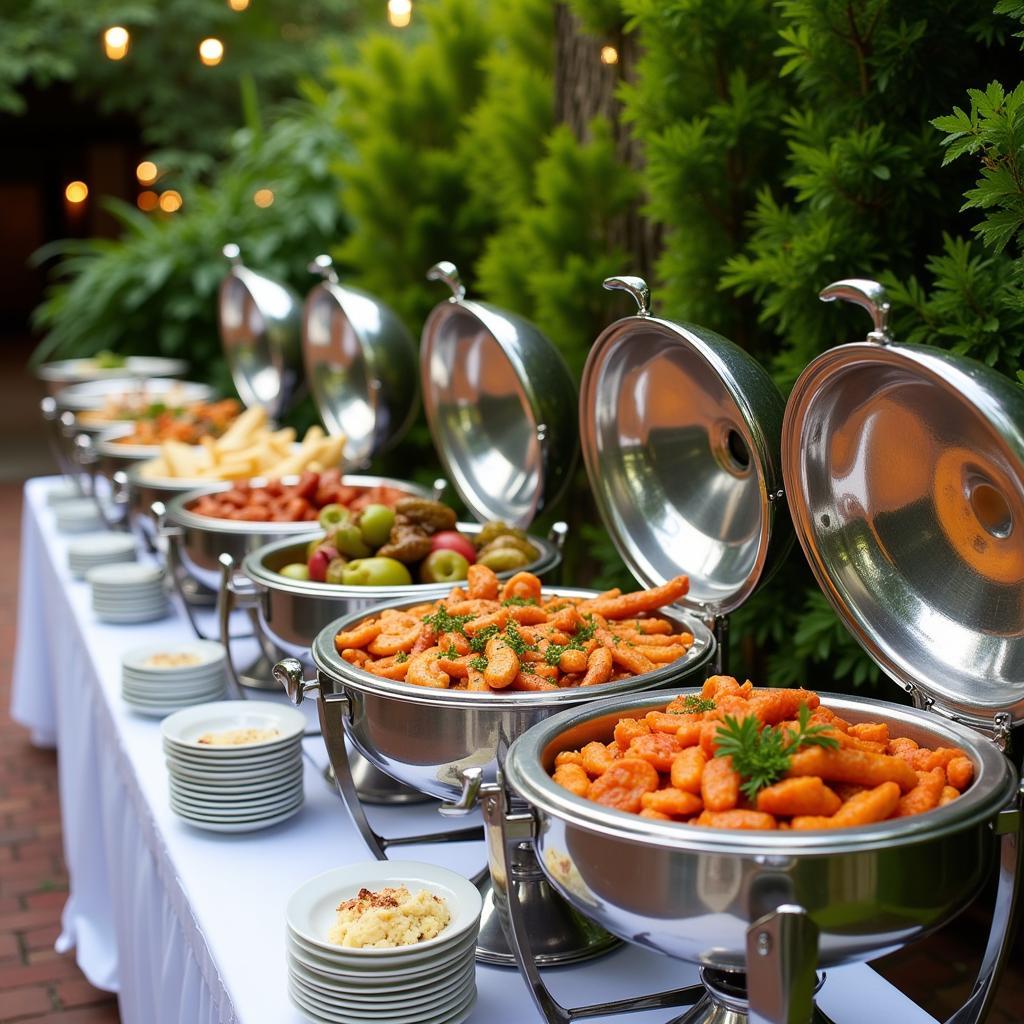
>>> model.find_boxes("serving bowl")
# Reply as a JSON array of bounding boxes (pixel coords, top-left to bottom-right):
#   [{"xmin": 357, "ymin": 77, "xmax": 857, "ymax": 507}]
[{"xmin": 499, "ymin": 689, "xmax": 1021, "ymax": 1024}]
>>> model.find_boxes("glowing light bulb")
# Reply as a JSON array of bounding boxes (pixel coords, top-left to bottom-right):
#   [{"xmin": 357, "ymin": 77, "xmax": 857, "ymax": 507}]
[
  {"xmin": 387, "ymin": 0, "xmax": 412, "ymax": 28},
  {"xmin": 137, "ymin": 191, "xmax": 159, "ymax": 212},
  {"xmin": 600, "ymin": 45, "xmax": 619, "ymax": 65},
  {"xmin": 198, "ymin": 37, "xmax": 224, "ymax": 66},
  {"xmin": 159, "ymin": 190, "xmax": 183, "ymax": 213},
  {"xmin": 253, "ymin": 188, "xmax": 275, "ymax": 208},
  {"xmin": 65, "ymin": 181, "xmax": 89, "ymax": 204},
  {"xmin": 104, "ymin": 26, "xmax": 130, "ymax": 60},
  {"xmin": 228, "ymin": 0, "xmax": 250, "ymax": 9},
  {"xmin": 136, "ymin": 160, "xmax": 158, "ymax": 185}
]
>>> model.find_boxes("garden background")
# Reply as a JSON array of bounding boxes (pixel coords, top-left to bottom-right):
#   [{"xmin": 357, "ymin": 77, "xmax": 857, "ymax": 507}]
[{"xmin": 8, "ymin": 0, "xmax": 1024, "ymax": 694}]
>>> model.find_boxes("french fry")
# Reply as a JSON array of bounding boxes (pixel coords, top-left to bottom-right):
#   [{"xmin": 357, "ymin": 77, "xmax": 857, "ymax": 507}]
[{"xmin": 215, "ymin": 406, "xmax": 268, "ymax": 452}]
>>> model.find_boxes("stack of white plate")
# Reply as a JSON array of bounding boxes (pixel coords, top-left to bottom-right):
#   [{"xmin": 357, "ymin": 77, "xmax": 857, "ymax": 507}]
[
  {"xmin": 87, "ymin": 562, "xmax": 168, "ymax": 623},
  {"xmin": 121, "ymin": 640, "xmax": 227, "ymax": 715},
  {"xmin": 161, "ymin": 702, "xmax": 306, "ymax": 832},
  {"xmin": 68, "ymin": 532, "xmax": 138, "ymax": 580},
  {"xmin": 55, "ymin": 498, "xmax": 105, "ymax": 533},
  {"xmin": 46, "ymin": 481, "xmax": 83, "ymax": 506},
  {"xmin": 285, "ymin": 862, "xmax": 482, "ymax": 1024}
]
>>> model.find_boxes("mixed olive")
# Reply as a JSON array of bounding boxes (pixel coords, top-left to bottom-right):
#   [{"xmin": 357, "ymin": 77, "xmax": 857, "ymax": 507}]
[{"xmin": 276, "ymin": 498, "xmax": 541, "ymax": 587}]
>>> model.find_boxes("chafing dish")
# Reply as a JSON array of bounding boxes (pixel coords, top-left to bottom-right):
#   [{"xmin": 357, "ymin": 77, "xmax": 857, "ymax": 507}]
[
  {"xmin": 495, "ymin": 279, "xmax": 1024, "ymax": 1024},
  {"xmin": 218, "ymin": 244, "xmax": 301, "ymax": 420},
  {"xmin": 55, "ymin": 376, "xmax": 214, "ymax": 416},
  {"xmin": 303, "ymin": 255, "xmax": 419, "ymax": 467},
  {"xmin": 35, "ymin": 355, "xmax": 188, "ymax": 397},
  {"xmin": 276, "ymin": 589, "xmax": 715, "ymax": 965}
]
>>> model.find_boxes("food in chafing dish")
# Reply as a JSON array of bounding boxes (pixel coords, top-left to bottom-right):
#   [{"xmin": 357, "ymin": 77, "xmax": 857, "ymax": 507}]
[
  {"xmin": 104, "ymin": 398, "xmax": 242, "ymax": 445},
  {"xmin": 549, "ymin": 676, "xmax": 974, "ymax": 829},
  {"xmin": 333, "ymin": 566, "xmax": 693, "ymax": 692},
  {"xmin": 138, "ymin": 407, "xmax": 344, "ymax": 481},
  {"xmin": 327, "ymin": 886, "xmax": 450, "ymax": 948},
  {"xmin": 196, "ymin": 727, "xmax": 281, "ymax": 746}
]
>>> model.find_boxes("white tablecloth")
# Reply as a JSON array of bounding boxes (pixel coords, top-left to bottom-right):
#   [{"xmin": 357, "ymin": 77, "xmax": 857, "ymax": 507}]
[{"xmin": 11, "ymin": 476, "xmax": 939, "ymax": 1024}]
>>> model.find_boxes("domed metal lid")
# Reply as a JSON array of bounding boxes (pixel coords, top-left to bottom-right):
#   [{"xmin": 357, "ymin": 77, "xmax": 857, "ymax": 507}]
[
  {"xmin": 218, "ymin": 244, "xmax": 302, "ymax": 419},
  {"xmin": 419, "ymin": 262, "xmax": 578, "ymax": 528},
  {"xmin": 782, "ymin": 279, "xmax": 1024, "ymax": 734},
  {"xmin": 579, "ymin": 276, "xmax": 791, "ymax": 616},
  {"xmin": 302, "ymin": 255, "xmax": 419, "ymax": 468}
]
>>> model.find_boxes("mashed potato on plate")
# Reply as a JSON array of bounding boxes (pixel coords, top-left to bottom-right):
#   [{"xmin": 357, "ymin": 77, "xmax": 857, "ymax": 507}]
[{"xmin": 328, "ymin": 886, "xmax": 450, "ymax": 948}]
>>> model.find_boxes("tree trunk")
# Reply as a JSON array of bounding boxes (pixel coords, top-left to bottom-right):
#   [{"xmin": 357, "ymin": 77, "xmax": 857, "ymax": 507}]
[{"xmin": 553, "ymin": 4, "xmax": 660, "ymax": 281}]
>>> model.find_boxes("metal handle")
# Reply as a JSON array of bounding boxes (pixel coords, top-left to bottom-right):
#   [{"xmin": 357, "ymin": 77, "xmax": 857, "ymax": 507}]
[
  {"xmin": 746, "ymin": 905, "xmax": 819, "ymax": 1024},
  {"xmin": 547, "ymin": 521, "xmax": 569, "ymax": 552},
  {"xmin": 438, "ymin": 766, "xmax": 484, "ymax": 817},
  {"xmin": 431, "ymin": 478, "xmax": 448, "ymax": 503},
  {"xmin": 426, "ymin": 261, "xmax": 466, "ymax": 302},
  {"xmin": 218, "ymin": 552, "xmax": 265, "ymax": 698},
  {"xmin": 818, "ymin": 278, "xmax": 892, "ymax": 344},
  {"xmin": 308, "ymin": 253, "xmax": 339, "ymax": 283},
  {"xmin": 111, "ymin": 470, "xmax": 130, "ymax": 506},
  {"xmin": 603, "ymin": 275, "xmax": 650, "ymax": 317},
  {"xmin": 222, "ymin": 243, "xmax": 241, "ymax": 263},
  {"xmin": 273, "ymin": 656, "xmax": 320, "ymax": 706}
]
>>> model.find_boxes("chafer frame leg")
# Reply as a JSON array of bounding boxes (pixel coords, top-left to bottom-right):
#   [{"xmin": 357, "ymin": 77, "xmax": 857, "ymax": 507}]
[
  {"xmin": 216, "ymin": 553, "xmax": 285, "ymax": 692},
  {"xmin": 482, "ymin": 778, "xmax": 703, "ymax": 1015}
]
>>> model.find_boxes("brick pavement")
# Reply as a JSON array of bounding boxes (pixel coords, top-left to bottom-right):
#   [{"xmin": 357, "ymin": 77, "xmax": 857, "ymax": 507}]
[{"xmin": 0, "ymin": 482, "xmax": 120, "ymax": 1023}]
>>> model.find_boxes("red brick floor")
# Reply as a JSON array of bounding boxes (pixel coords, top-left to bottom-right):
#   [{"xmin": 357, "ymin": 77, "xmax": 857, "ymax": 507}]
[
  {"xmin": 0, "ymin": 470, "xmax": 1022, "ymax": 1023},
  {"xmin": 0, "ymin": 482, "xmax": 120, "ymax": 1023}
]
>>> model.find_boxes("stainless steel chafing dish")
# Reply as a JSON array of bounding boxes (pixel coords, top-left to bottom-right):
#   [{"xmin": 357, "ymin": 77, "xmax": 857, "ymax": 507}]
[
  {"xmin": 302, "ymin": 254, "xmax": 420, "ymax": 467},
  {"xmin": 275, "ymin": 269, "xmax": 809, "ymax": 967},
  {"xmin": 495, "ymin": 279, "xmax": 1024, "ymax": 1024},
  {"xmin": 218, "ymin": 244, "xmax": 302, "ymax": 420}
]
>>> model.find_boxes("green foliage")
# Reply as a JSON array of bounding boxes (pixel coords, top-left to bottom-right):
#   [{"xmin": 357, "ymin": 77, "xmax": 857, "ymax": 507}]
[
  {"xmin": 0, "ymin": 0, "xmax": 364, "ymax": 153},
  {"xmin": 32, "ymin": 88, "xmax": 348, "ymax": 391}
]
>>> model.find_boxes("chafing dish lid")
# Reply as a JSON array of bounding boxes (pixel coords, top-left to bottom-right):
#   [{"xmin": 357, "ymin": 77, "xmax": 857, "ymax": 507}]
[
  {"xmin": 218, "ymin": 244, "xmax": 301, "ymax": 419},
  {"xmin": 579, "ymin": 276, "xmax": 790, "ymax": 616},
  {"xmin": 302, "ymin": 255, "xmax": 419, "ymax": 467},
  {"xmin": 782, "ymin": 278, "xmax": 1024, "ymax": 731},
  {"xmin": 419, "ymin": 261, "xmax": 578, "ymax": 528}
]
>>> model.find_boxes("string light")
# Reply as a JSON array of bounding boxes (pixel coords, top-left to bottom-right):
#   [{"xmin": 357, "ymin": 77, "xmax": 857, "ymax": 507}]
[
  {"xmin": 600, "ymin": 45, "xmax": 619, "ymax": 65},
  {"xmin": 159, "ymin": 190, "xmax": 183, "ymax": 213},
  {"xmin": 228, "ymin": 0, "xmax": 250, "ymax": 9},
  {"xmin": 253, "ymin": 188, "xmax": 275, "ymax": 208},
  {"xmin": 65, "ymin": 181, "xmax": 89, "ymax": 204},
  {"xmin": 136, "ymin": 161, "xmax": 158, "ymax": 185},
  {"xmin": 198, "ymin": 38, "xmax": 225, "ymax": 66},
  {"xmin": 103, "ymin": 26, "xmax": 130, "ymax": 60},
  {"xmin": 387, "ymin": 0, "xmax": 412, "ymax": 28},
  {"xmin": 137, "ymin": 191, "xmax": 159, "ymax": 212}
]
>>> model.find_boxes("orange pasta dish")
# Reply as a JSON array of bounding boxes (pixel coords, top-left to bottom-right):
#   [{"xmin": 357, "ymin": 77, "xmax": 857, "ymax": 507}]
[
  {"xmin": 333, "ymin": 566, "xmax": 694, "ymax": 693},
  {"xmin": 550, "ymin": 676, "xmax": 974, "ymax": 830}
]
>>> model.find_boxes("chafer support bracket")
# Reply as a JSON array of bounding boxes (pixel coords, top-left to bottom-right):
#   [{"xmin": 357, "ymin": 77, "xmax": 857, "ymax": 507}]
[{"xmin": 273, "ymin": 659, "xmax": 485, "ymax": 867}]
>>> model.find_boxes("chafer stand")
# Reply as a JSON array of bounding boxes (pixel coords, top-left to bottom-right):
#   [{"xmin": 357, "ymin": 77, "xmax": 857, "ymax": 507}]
[
  {"xmin": 490, "ymin": 278, "xmax": 1024, "ymax": 1024},
  {"xmin": 39, "ymin": 398, "xmax": 88, "ymax": 495}
]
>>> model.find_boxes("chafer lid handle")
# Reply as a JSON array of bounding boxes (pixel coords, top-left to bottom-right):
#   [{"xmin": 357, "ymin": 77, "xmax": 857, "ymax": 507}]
[
  {"xmin": 308, "ymin": 253, "xmax": 339, "ymax": 283},
  {"xmin": 222, "ymin": 243, "xmax": 241, "ymax": 264},
  {"xmin": 426, "ymin": 260, "xmax": 466, "ymax": 302},
  {"xmin": 40, "ymin": 397, "xmax": 58, "ymax": 420},
  {"xmin": 819, "ymin": 278, "xmax": 892, "ymax": 343},
  {"xmin": 603, "ymin": 275, "xmax": 651, "ymax": 317}
]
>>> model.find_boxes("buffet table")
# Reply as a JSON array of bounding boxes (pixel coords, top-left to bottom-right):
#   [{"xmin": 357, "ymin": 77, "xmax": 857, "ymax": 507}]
[{"xmin": 11, "ymin": 476, "xmax": 940, "ymax": 1024}]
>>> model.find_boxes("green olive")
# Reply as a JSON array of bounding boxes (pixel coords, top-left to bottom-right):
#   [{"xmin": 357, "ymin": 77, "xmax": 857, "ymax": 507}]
[
  {"xmin": 357, "ymin": 504, "xmax": 396, "ymax": 548},
  {"xmin": 477, "ymin": 547, "xmax": 531, "ymax": 572},
  {"xmin": 479, "ymin": 535, "xmax": 539, "ymax": 562},
  {"xmin": 333, "ymin": 523, "xmax": 372, "ymax": 559}
]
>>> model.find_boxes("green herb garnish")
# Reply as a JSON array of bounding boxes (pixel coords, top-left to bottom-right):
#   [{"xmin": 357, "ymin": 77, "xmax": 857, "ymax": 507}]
[
  {"xmin": 542, "ymin": 615, "xmax": 599, "ymax": 666},
  {"xmin": 502, "ymin": 596, "xmax": 538, "ymax": 607},
  {"xmin": 502, "ymin": 621, "xmax": 537, "ymax": 657},
  {"xmin": 467, "ymin": 624, "xmax": 500, "ymax": 653},
  {"xmin": 714, "ymin": 705, "xmax": 840, "ymax": 801},
  {"xmin": 394, "ymin": 651, "xmax": 408, "ymax": 664},
  {"xmin": 422, "ymin": 608, "xmax": 473, "ymax": 635},
  {"xmin": 675, "ymin": 695, "xmax": 716, "ymax": 714},
  {"xmin": 468, "ymin": 656, "xmax": 488, "ymax": 672},
  {"xmin": 438, "ymin": 643, "xmax": 460, "ymax": 660}
]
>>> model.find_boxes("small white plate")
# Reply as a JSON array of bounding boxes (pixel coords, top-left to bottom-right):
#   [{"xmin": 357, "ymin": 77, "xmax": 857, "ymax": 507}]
[
  {"xmin": 161, "ymin": 701, "xmax": 305, "ymax": 753},
  {"xmin": 170, "ymin": 774, "xmax": 302, "ymax": 800},
  {"xmin": 68, "ymin": 533, "xmax": 137, "ymax": 556},
  {"xmin": 166, "ymin": 758, "xmax": 303, "ymax": 785},
  {"xmin": 288, "ymin": 978, "xmax": 475, "ymax": 1024},
  {"xmin": 287, "ymin": 949, "xmax": 474, "ymax": 1000},
  {"xmin": 87, "ymin": 563, "xmax": 164, "ymax": 585},
  {"xmin": 170, "ymin": 782, "xmax": 303, "ymax": 812},
  {"xmin": 289, "ymin": 969, "xmax": 474, "ymax": 1015},
  {"xmin": 162, "ymin": 737, "xmax": 302, "ymax": 765},
  {"xmin": 122, "ymin": 641, "xmax": 226, "ymax": 674},
  {"xmin": 171, "ymin": 800, "xmax": 304, "ymax": 833},
  {"xmin": 286, "ymin": 861, "xmax": 483, "ymax": 961}
]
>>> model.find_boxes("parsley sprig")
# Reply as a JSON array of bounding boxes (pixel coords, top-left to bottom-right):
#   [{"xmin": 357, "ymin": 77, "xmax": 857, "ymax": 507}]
[
  {"xmin": 714, "ymin": 705, "xmax": 839, "ymax": 801},
  {"xmin": 422, "ymin": 608, "xmax": 473, "ymax": 634},
  {"xmin": 671, "ymin": 694, "xmax": 716, "ymax": 715}
]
